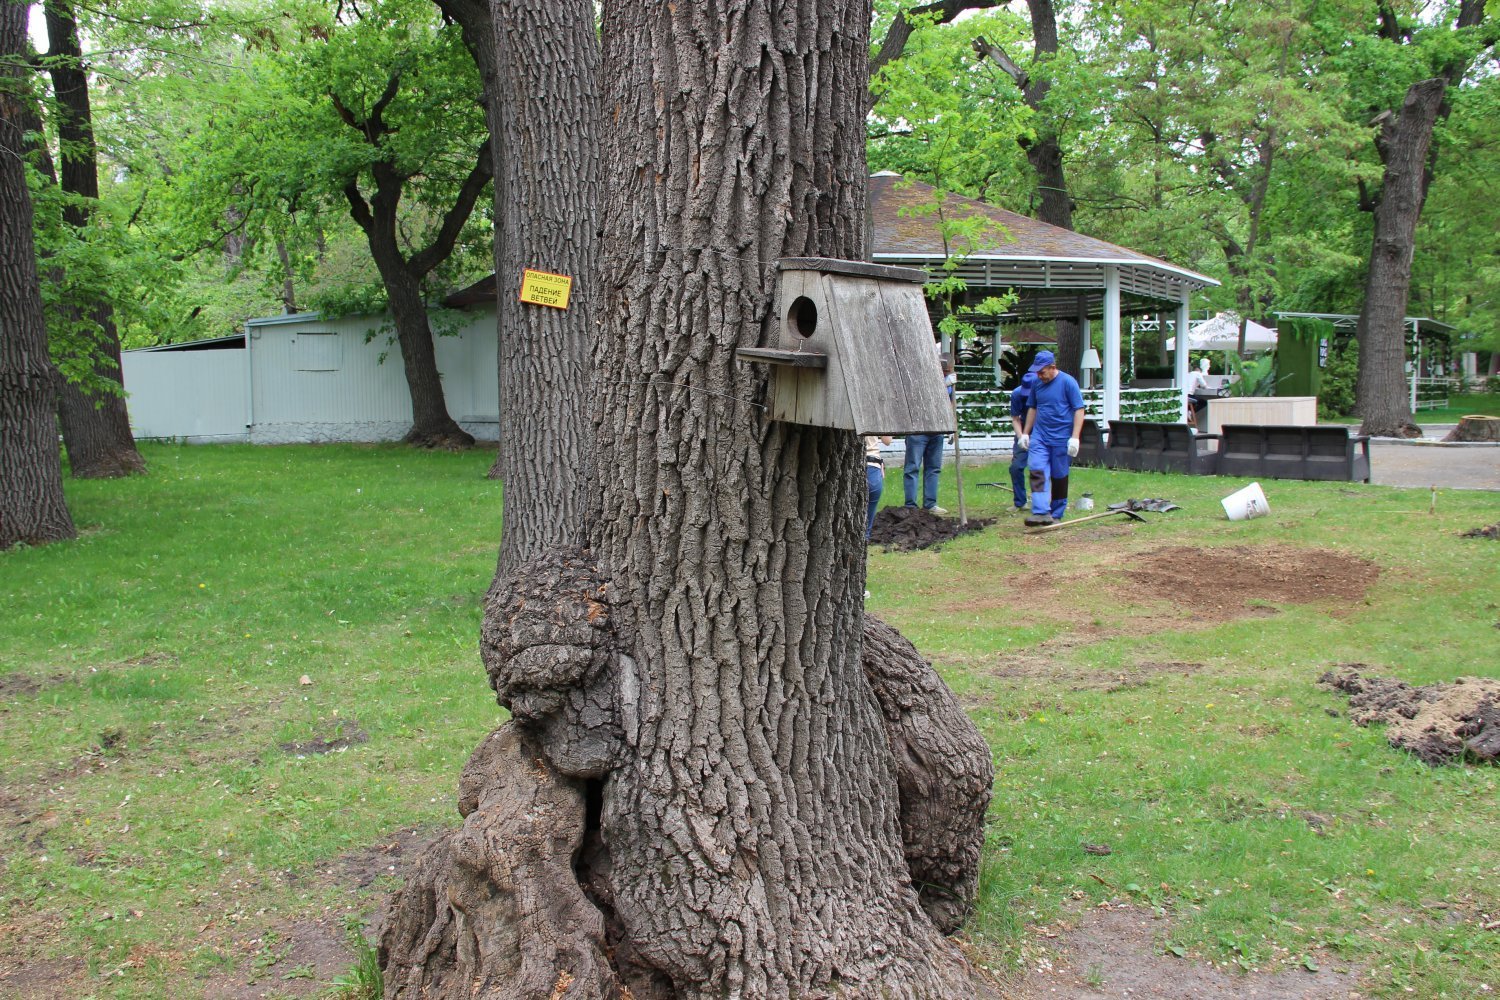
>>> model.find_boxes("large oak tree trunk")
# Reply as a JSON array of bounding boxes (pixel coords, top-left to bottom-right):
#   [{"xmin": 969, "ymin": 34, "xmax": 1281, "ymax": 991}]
[
  {"xmin": 43, "ymin": 0, "xmax": 145, "ymax": 478},
  {"xmin": 487, "ymin": 0, "xmax": 600, "ymax": 577},
  {"xmin": 379, "ymin": 0, "xmax": 995, "ymax": 991},
  {"xmin": 581, "ymin": 0, "xmax": 985, "ymax": 992},
  {"xmin": 1, "ymin": 0, "xmax": 75, "ymax": 549}
]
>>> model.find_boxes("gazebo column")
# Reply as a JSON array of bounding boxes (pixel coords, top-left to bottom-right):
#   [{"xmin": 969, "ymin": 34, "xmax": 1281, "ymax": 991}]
[
  {"xmin": 1175, "ymin": 286, "xmax": 1191, "ymax": 424},
  {"xmin": 1103, "ymin": 265, "xmax": 1121, "ymax": 421}
]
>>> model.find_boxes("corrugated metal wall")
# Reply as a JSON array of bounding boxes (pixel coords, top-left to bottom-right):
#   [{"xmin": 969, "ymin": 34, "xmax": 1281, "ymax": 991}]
[
  {"xmin": 122, "ymin": 305, "xmax": 501, "ymax": 444},
  {"xmin": 121, "ymin": 349, "xmax": 249, "ymax": 442}
]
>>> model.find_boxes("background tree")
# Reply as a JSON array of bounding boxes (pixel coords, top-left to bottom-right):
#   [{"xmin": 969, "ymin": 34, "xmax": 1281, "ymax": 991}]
[
  {"xmin": 1, "ymin": 0, "xmax": 75, "ymax": 549},
  {"xmin": 1349, "ymin": 0, "xmax": 1493, "ymax": 436},
  {"xmin": 37, "ymin": 0, "xmax": 146, "ymax": 477},
  {"xmin": 150, "ymin": 0, "xmax": 492, "ymax": 447}
]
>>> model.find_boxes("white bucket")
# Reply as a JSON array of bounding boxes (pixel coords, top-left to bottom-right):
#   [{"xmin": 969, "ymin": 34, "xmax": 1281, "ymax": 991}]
[{"xmin": 1221, "ymin": 481, "xmax": 1270, "ymax": 521}]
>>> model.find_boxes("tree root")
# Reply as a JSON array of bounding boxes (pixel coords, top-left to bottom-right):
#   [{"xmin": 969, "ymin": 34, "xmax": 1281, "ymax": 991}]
[
  {"xmin": 861, "ymin": 613, "xmax": 994, "ymax": 934},
  {"xmin": 379, "ymin": 725, "xmax": 625, "ymax": 999},
  {"xmin": 382, "ymin": 586, "xmax": 995, "ymax": 997}
]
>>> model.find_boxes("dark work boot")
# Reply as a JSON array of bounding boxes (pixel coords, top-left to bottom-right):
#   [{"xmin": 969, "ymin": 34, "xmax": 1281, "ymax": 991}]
[{"xmin": 1023, "ymin": 513, "xmax": 1055, "ymax": 527}]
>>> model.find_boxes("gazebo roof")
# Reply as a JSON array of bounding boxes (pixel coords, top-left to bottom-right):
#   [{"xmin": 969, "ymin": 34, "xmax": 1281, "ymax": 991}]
[
  {"xmin": 442, "ymin": 174, "xmax": 1218, "ymax": 321},
  {"xmin": 868, "ymin": 173, "xmax": 1218, "ymax": 320}
]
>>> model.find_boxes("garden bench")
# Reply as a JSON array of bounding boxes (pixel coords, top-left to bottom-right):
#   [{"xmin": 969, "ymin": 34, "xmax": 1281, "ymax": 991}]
[
  {"xmin": 1105, "ymin": 420, "xmax": 1220, "ymax": 475},
  {"xmin": 1215, "ymin": 424, "xmax": 1371, "ymax": 482}
]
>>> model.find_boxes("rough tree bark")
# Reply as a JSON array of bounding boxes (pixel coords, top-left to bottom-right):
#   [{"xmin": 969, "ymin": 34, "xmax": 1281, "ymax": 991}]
[
  {"xmin": 1, "ymin": 0, "xmax": 75, "ymax": 549},
  {"xmin": 42, "ymin": 0, "xmax": 146, "ymax": 478},
  {"xmin": 336, "ymin": 78, "xmax": 491, "ymax": 449},
  {"xmin": 379, "ymin": 0, "xmax": 996, "ymax": 991},
  {"xmin": 1355, "ymin": 0, "xmax": 1490, "ymax": 438},
  {"xmin": 974, "ymin": 0, "xmax": 1080, "ymax": 374}
]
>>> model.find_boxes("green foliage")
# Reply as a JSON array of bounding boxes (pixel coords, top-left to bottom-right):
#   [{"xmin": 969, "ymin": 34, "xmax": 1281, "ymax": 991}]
[
  {"xmin": 1226, "ymin": 353, "xmax": 1279, "ymax": 398},
  {"xmin": 1318, "ymin": 339, "xmax": 1359, "ymax": 419}
]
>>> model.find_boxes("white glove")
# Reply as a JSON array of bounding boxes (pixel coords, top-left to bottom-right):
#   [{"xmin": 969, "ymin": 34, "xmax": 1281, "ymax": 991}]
[
  {"xmin": 1067, "ymin": 437, "xmax": 1080, "ymax": 458},
  {"xmin": 1017, "ymin": 433, "xmax": 1029, "ymax": 451}
]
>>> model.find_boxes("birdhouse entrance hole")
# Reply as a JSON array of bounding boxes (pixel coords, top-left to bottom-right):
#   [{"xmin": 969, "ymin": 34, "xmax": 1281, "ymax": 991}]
[{"xmin": 788, "ymin": 297, "xmax": 818, "ymax": 338}]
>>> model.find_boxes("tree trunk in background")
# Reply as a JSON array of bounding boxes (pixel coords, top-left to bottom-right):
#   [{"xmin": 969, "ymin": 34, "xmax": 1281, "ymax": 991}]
[
  {"xmin": 1356, "ymin": 79, "xmax": 1447, "ymax": 439},
  {"xmin": 1, "ymin": 0, "xmax": 75, "ymax": 548},
  {"xmin": 978, "ymin": 0, "xmax": 1078, "ymax": 374},
  {"xmin": 44, "ymin": 0, "xmax": 146, "ymax": 478},
  {"xmin": 1356, "ymin": 0, "xmax": 1488, "ymax": 438},
  {"xmin": 1021, "ymin": 0, "xmax": 1080, "ymax": 375},
  {"xmin": 373, "ymin": 257, "xmax": 475, "ymax": 448},
  {"xmin": 430, "ymin": 0, "xmax": 508, "ymax": 477}
]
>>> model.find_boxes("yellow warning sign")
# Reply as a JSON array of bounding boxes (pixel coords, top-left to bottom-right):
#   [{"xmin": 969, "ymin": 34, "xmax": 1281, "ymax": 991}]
[{"xmin": 518, "ymin": 268, "xmax": 573, "ymax": 310}]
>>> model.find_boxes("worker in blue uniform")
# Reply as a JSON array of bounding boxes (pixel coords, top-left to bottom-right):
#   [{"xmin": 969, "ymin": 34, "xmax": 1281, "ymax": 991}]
[
  {"xmin": 1007, "ymin": 372, "xmax": 1036, "ymax": 512},
  {"xmin": 1017, "ymin": 350, "xmax": 1086, "ymax": 527}
]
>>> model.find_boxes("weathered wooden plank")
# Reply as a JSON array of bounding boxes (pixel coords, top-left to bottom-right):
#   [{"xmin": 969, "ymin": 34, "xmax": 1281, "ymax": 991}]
[
  {"xmin": 873, "ymin": 281, "xmax": 953, "ymax": 434},
  {"xmin": 735, "ymin": 347, "xmax": 829, "ymax": 368},
  {"xmin": 777, "ymin": 257, "xmax": 928, "ymax": 285}
]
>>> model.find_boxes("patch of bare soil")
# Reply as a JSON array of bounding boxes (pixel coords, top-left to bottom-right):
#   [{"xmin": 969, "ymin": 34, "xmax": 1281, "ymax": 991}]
[
  {"xmin": 1460, "ymin": 523, "xmax": 1499, "ymax": 539},
  {"xmin": 198, "ymin": 915, "xmax": 358, "ymax": 1000},
  {"xmin": 197, "ymin": 827, "xmax": 437, "ymax": 999},
  {"xmin": 1319, "ymin": 666, "xmax": 1500, "ymax": 765},
  {"xmin": 278, "ymin": 719, "xmax": 369, "ymax": 756},
  {"xmin": 868, "ymin": 505, "xmax": 994, "ymax": 551},
  {"xmin": 1123, "ymin": 545, "xmax": 1380, "ymax": 621},
  {"xmin": 1001, "ymin": 904, "xmax": 1363, "ymax": 1000}
]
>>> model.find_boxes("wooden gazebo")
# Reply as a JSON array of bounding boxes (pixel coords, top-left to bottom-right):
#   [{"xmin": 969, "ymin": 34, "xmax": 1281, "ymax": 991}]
[{"xmin": 868, "ymin": 172, "xmax": 1219, "ymax": 421}]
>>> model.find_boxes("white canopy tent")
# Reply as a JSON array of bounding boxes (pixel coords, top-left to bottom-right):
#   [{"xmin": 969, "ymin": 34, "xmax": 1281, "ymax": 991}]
[{"xmin": 1166, "ymin": 312, "xmax": 1278, "ymax": 352}]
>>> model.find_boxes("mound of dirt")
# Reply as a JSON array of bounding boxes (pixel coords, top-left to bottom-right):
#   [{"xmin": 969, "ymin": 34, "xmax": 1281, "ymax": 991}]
[
  {"xmin": 1123, "ymin": 545, "xmax": 1379, "ymax": 619},
  {"xmin": 1460, "ymin": 523, "xmax": 1499, "ymax": 540},
  {"xmin": 868, "ymin": 506, "xmax": 993, "ymax": 551},
  {"xmin": 1319, "ymin": 666, "xmax": 1500, "ymax": 766}
]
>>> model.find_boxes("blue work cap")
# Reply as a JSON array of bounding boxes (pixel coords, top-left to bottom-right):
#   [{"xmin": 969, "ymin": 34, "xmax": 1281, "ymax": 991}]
[{"xmin": 1027, "ymin": 350, "xmax": 1056, "ymax": 375}]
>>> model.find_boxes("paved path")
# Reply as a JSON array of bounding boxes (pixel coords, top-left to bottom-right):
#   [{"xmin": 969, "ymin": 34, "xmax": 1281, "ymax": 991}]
[{"xmin": 1370, "ymin": 440, "xmax": 1500, "ymax": 491}]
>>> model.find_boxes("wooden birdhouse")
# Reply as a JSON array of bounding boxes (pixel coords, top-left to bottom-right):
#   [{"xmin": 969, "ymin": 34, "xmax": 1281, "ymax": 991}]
[{"xmin": 736, "ymin": 258, "xmax": 955, "ymax": 436}]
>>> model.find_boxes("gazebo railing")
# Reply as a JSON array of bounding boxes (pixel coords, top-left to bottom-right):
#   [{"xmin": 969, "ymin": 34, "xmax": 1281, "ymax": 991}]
[
  {"xmin": 1411, "ymin": 376, "xmax": 1449, "ymax": 411},
  {"xmin": 954, "ymin": 386, "xmax": 1186, "ymax": 446}
]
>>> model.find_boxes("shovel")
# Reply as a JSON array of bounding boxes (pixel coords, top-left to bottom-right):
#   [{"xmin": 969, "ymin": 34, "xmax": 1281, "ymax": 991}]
[{"xmin": 1025, "ymin": 508, "xmax": 1147, "ymax": 534}]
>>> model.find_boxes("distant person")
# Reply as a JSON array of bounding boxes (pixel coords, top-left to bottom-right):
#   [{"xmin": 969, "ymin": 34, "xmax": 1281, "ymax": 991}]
[
  {"xmin": 1007, "ymin": 372, "xmax": 1037, "ymax": 512},
  {"xmin": 865, "ymin": 434, "xmax": 892, "ymax": 539},
  {"xmin": 1186, "ymin": 356, "xmax": 1212, "ymax": 424},
  {"xmin": 1019, "ymin": 350, "xmax": 1085, "ymax": 527},
  {"xmin": 903, "ymin": 351, "xmax": 950, "ymax": 514}
]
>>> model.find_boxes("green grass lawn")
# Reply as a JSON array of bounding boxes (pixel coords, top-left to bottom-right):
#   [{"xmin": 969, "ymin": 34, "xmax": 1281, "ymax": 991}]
[
  {"xmin": 1324, "ymin": 392, "xmax": 1500, "ymax": 425},
  {"xmin": 2, "ymin": 443, "xmax": 1496, "ymax": 998}
]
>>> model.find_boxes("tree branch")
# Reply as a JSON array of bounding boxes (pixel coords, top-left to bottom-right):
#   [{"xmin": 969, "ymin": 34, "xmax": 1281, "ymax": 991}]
[
  {"xmin": 408, "ymin": 145, "xmax": 492, "ymax": 277},
  {"xmin": 971, "ymin": 34, "xmax": 1027, "ymax": 88},
  {"xmin": 867, "ymin": 0, "xmax": 1003, "ymax": 108},
  {"xmin": 343, "ymin": 179, "xmax": 375, "ymax": 236}
]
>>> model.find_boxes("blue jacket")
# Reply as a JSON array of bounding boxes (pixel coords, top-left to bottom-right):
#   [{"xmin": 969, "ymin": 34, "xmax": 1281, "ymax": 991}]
[
  {"xmin": 1026, "ymin": 371, "xmax": 1085, "ymax": 443},
  {"xmin": 1009, "ymin": 373, "xmax": 1037, "ymax": 420}
]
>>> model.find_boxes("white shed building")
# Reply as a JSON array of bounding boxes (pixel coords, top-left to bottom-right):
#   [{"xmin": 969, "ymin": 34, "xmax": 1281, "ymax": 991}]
[{"xmin": 121, "ymin": 300, "xmax": 500, "ymax": 444}]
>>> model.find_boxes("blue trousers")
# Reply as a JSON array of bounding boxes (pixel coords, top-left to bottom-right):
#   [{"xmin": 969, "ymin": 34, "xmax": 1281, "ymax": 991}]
[
  {"xmin": 903, "ymin": 434, "xmax": 943, "ymax": 508},
  {"xmin": 1028, "ymin": 438, "xmax": 1071, "ymax": 519},
  {"xmin": 866, "ymin": 464, "xmax": 883, "ymax": 538},
  {"xmin": 1008, "ymin": 445, "xmax": 1029, "ymax": 509}
]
